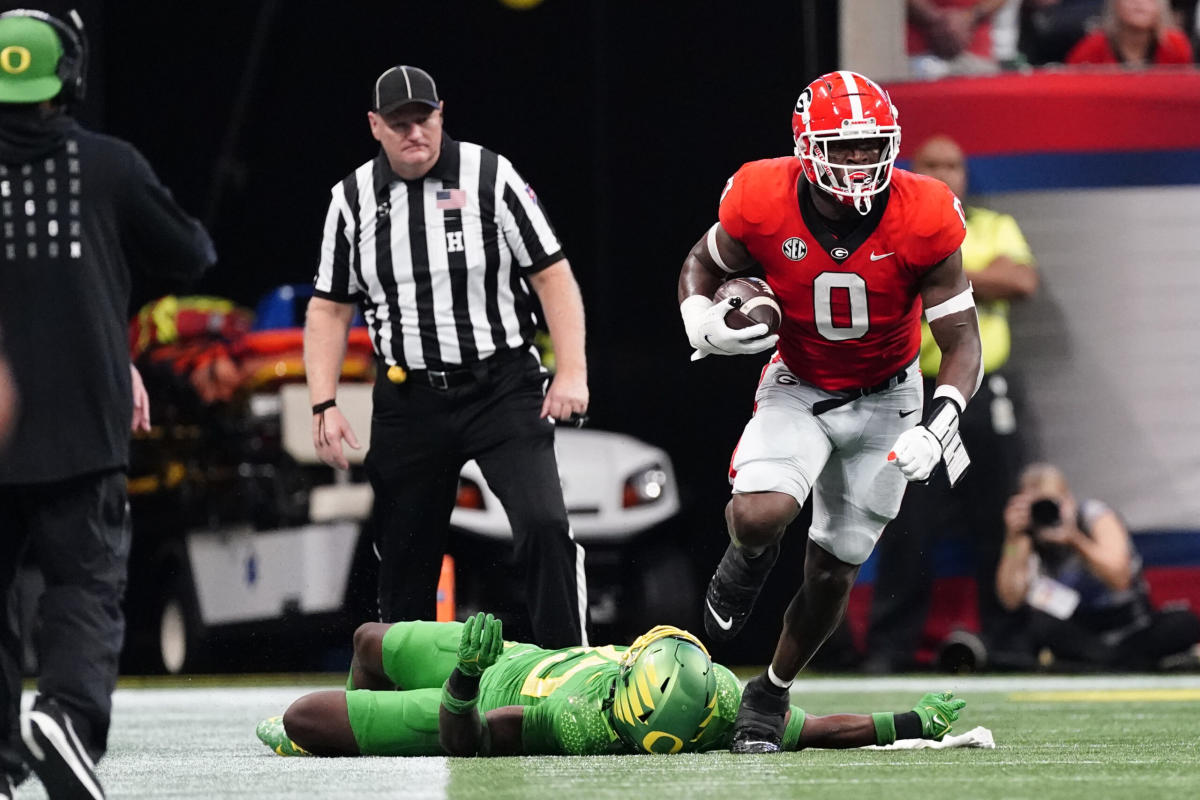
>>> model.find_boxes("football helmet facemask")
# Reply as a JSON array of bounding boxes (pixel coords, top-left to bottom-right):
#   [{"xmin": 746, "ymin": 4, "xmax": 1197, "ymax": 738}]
[{"xmin": 792, "ymin": 70, "xmax": 901, "ymax": 215}]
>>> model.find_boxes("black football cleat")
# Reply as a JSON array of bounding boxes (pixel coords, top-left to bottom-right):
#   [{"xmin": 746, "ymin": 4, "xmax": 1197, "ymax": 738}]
[
  {"xmin": 20, "ymin": 696, "xmax": 105, "ymax": 800},
  {"xmin": 703, "ymin": 542, "xmax": 779, "ymax": 642},
  {"xmin": 730, "ymin": 674, "xmax": 791, "ymax": 754}
]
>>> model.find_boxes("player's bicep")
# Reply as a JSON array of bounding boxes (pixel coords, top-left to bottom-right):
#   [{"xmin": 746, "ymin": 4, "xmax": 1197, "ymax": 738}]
[
  {"xmin": 679, "ymin": 223, "xmax": 756, "ymax": 302},
  {"xmin": 919, "ymin": 249, "xmax": 975, "ymax": 344},
  {"xmin": 920, "ymin": 248, "xmax": 983, "ymax": 399},
  {"xmin": 480, "ymin": 707, "xmax": 527, "ymax": 757},
  {"xmin": 710, "ymin": 223, "xmax": 755, "ymax": 273}
]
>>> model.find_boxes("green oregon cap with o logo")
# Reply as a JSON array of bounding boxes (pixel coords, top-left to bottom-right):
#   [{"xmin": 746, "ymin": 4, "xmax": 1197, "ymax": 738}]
[{"xmin": 0, "ymin": 15, "xmax": 64, "ymax": 103}]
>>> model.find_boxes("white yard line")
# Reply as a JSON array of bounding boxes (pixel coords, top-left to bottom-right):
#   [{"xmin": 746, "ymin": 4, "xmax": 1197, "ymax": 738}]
[{"xmin": 775, "ymin": 674, "xmax": 1200, "ymax": 693}]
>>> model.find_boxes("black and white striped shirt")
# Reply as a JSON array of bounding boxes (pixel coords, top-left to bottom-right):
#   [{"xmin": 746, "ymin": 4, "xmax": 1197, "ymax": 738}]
[{"xmin": 313, "ymin": 134, "xmax": 564, "ymax": 371}]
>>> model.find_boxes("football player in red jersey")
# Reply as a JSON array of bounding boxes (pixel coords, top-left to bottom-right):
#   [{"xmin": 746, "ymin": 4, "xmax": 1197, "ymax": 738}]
[{"xmin": 677, "ymin": 71, "xmax": 983, "ymax": 753}]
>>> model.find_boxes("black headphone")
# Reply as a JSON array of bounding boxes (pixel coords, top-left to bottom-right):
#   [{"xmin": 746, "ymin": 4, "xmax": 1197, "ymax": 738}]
[{"xmin": 0, "ymin": 7, "xmax": 88, "ymax": 103}]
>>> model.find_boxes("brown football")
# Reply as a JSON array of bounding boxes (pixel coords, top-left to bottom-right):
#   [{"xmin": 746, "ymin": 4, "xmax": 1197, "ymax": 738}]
[{"xmin": 713, "ymin": 277, "xmax": 781, "ymax": 338}]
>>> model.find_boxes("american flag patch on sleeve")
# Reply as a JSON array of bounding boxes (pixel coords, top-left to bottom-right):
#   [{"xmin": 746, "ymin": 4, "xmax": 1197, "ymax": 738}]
[{"xmin": 436, "ymin": 189, "xmax": 467, "ymax": 210}]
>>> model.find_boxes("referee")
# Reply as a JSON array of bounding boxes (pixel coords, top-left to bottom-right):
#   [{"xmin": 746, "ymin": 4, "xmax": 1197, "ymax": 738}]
[{"xmin": 304, "ymin": 65, "xmax": 589, "ymax": 648}]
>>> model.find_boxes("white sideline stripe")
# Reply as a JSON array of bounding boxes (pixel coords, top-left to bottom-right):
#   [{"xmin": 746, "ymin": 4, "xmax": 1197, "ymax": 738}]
[
  {"xmin": 924, "ymin": 286, "xmax": 975, "ymax": 322},
  {"xmin": 101, "ymin": 673, "xmax": 1200, "ymax": 710},
  {"xmin": 706, "ymin": 223, "xmax": 734, "ymax": 272},
  {"xmin": 839, "ymin": 70, "xmax": 864, "ymax": 119},
  {"xmin": 574, "ymin": 540, "xmax": 589, "ymax": 647},
  {"xmin": 763, "ymin": 674, "xmax": 1200, "ymax": 693},
  {"xmin": 778, "ymin": 761, "xmax": 1107, "ymax": 775}
]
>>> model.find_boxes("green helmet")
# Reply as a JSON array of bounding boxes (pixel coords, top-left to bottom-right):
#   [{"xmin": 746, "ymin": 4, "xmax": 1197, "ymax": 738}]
[{"xmin": 610, "ymin": 626, "xmax": 718, "ymax": 754}]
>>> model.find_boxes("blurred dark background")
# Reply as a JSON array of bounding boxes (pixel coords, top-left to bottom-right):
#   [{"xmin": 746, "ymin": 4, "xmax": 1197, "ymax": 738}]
[{"xmin": 21, "ymin": 0, "xmax": 841, "ymax": 663}]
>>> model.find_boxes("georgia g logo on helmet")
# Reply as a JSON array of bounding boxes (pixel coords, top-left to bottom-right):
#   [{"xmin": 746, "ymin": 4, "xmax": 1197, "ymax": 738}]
[
  {"xmin": 793, "ymin": 87, "xmax": 813, "ymax": 125},
  {"xmin": 791, "ymin": 70, "xmax": 901, "ymax": 216}
]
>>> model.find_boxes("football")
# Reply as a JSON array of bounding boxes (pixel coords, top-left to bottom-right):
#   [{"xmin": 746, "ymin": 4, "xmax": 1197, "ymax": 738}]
[{"xmin": 713, "ymin": 277, "xmax": 781, "ymax": 337}]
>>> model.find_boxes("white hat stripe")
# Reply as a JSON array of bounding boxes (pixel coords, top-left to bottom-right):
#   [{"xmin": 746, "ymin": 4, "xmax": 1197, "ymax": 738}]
[
  {"xmin": 374, "ymin": 66, "xmax": 398, "ymax": 109},
  {"xmin": 838, "ymin": 70, "xmax": 864, "ymax": 120},
  {"xmin": 401, "ymin": 65, "xmax": 413, "ymax": 97}
]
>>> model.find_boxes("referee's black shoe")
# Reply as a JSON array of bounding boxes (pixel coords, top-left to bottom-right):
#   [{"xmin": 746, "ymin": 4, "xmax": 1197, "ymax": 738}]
[
  {"xmin": 20, "ymin": 696, "xmax": 105, "ymax": 799},
  {"xmin": 703, "ymin": 541, "xmax": 779, "ymax": 642},
  {"xmin": 730, "ymin": 674, "xmax": 791, "ymax": 754}
]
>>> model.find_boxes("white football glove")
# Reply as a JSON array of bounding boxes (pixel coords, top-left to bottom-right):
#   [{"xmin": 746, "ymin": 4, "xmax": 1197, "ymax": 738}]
[
  {"xmin": 889, "ymin": 426, "xmax": 942, "ymax": 482},
  {"xmin": 680, "ymin": 295, "xmax": 779, "ymax": 361},
  {"xmin": 889, "ymin": 397, "xmax": 969, "ymax": 484}
]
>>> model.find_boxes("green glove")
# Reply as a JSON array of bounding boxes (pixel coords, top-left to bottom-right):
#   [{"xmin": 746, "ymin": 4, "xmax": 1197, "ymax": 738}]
[
  {"xmin": 456, "ymin": 612, "xmax": 504, "ymax": 677},
  {"xmin": 912, "ymin": 691, "xmax": 966, "ymax": 740}
]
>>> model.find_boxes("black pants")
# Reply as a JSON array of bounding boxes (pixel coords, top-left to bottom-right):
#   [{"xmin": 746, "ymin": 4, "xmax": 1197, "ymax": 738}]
[
  {"xmin": 867, "ymin": 373, "xmax": 1025, "ymax": 667},
  {"xmin": 0, "ymin": 469, "xmax": 130, "ymax": 779},
  {"xmin": 1028, "ymin": 607, "xmax": 1200, "ymax": 670},
  {"xmin": 365, "ymin": 350, "xmax": 586, "ymax": 649}
]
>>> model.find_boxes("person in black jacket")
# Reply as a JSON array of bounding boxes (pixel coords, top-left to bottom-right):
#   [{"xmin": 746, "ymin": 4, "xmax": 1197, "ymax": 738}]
[{"xmin": 0, "ymin": 11, "xmax": 215, "ymax": 800}]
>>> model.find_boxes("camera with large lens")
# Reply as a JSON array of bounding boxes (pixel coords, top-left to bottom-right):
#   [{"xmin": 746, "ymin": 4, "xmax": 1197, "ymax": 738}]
[{"xmin": 1029, "ymin": 498, "xmax": 1061, "ymax": 528}]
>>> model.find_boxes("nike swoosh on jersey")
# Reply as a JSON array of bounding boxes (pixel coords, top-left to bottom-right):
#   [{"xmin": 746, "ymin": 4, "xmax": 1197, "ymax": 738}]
[
  {"xmin": 899, "ymin": 408, "xmax": 919, "ymax": 417},
  {"xmin": 706, "ymin": 600, "xmax": 734, "ymax": 630},
  {"xmin": 869, "ymin": 251, "xmax": 894, "ymax": 261}
]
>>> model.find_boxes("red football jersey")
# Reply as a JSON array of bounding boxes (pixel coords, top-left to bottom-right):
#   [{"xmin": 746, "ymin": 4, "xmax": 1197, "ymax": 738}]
[{"xmin": 719, "ymin": 159, "xmax": 965, "ymax": 391}]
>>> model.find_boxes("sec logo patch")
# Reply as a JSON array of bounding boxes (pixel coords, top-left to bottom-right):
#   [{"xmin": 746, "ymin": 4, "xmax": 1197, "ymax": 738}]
[{"xmin": 782, "ymin": 237, "xmax": 807, "ymax": 261}]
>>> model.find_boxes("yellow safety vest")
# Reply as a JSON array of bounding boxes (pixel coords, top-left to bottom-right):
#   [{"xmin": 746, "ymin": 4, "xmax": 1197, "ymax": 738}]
[{"xmin": 919, "ymin": 206, "xmax": 1035, "ymax": 376}]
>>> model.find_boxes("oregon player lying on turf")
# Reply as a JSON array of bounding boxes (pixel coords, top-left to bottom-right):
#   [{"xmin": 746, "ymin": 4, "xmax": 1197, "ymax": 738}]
[{"xmin": 256, "ymin": 613, "xmax": 965, "ymax": 757}]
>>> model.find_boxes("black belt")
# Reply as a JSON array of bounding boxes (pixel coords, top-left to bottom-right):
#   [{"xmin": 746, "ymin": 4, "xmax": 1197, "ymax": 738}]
[
  {"xmin": 407, "ymin": 366, "xmax": 478, "ymax": 390},
  {"xmin": 387, "ymin": 348, "xmax": 528, "ymax": 391},
  {"xmin": 812, "ymin": 367, "xmax": 909, "ymax": 416}
]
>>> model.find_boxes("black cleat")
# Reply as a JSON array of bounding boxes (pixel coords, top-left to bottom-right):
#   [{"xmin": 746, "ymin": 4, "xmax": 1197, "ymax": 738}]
[
  {"xmin": 730, "ymin": 674, "xmax": 791, "ymax": 754},
  {"xmin": 20, "ymin": 696, "xmax": 105, "ymax": 800},
  {"xmin": 703, "ymin": 542, "xmax": 779, "ymax": 642}
]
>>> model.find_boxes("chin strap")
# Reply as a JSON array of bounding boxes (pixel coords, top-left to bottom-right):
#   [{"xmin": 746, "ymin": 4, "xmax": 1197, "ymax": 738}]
[{"xmin": 851, "ymin": 189, "xmax": 872, "ymax": 215}]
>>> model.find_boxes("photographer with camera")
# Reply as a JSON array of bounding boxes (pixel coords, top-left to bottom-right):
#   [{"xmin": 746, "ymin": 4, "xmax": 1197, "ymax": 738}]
[{"xmin": 995, "ymin": 463, "xmax": 1200, "ymax": 671}]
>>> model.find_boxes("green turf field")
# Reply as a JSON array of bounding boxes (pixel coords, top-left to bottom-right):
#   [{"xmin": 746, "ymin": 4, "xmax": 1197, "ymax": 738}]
[{"xmin": 12, "ymin": 674, "xmax": 1200, "ymax": 799}]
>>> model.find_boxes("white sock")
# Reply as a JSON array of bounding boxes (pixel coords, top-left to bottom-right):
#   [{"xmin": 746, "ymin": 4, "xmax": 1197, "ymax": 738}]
[{"xmin": 767, "ymin": 664, "xmax": 793, "ymax": 690}]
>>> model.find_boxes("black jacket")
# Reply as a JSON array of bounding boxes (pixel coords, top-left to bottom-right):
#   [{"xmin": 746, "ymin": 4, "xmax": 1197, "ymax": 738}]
[{"xmin": 0, "ymin": 108, "xmax": 216, "ymax": 484}]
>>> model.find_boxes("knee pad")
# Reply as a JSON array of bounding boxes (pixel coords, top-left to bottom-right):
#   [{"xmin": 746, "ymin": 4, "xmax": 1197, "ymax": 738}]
[
  {"xmin": 809, "ymin": 525, "xmax": 877, "ymax": 566},
  {"xmin": 731, "ymin": 463, "xmax": 812, "ymax": 507}
]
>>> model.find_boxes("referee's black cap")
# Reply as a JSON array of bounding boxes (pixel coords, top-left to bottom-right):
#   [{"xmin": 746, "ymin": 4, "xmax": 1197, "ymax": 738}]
[{"xmin": 373, "ymin": 65, "xmax": 440, "ymax": 114}]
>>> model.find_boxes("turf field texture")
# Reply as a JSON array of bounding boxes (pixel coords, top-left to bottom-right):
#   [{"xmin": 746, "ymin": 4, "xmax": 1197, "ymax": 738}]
[{"xmin": 12, "ymin": 674, "xmax": 1200, "ymax": 800}]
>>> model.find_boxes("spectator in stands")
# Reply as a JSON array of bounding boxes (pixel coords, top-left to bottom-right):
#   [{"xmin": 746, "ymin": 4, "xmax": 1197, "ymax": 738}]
[
  {"xmin": 1175, "ymin": 0, "xmax": 1200, "ymax": 52},
  {"xmin": 907, "ymin": 0, "xmax": 1009, "ymax": 77},
  {"xmin": 865, "ymin": 135, "xmax": 1038, "ymax": 674},
  {"xmin": 996, "ymin": 463, "xmax": 1200, "ymax": 670},
  {"xmin": 1066, "ymin": 0, "xmax": 1195, "ymax": 64},
  {"xmin": 1019, "ymin": 0, "xmax": 1106, "ymax": 65}
]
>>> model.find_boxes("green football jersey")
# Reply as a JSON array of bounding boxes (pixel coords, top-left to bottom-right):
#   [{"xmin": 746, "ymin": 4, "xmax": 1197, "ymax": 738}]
[{"xmin": 476, "ymin": 643, "xmax": 781, "ymax": 755}]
